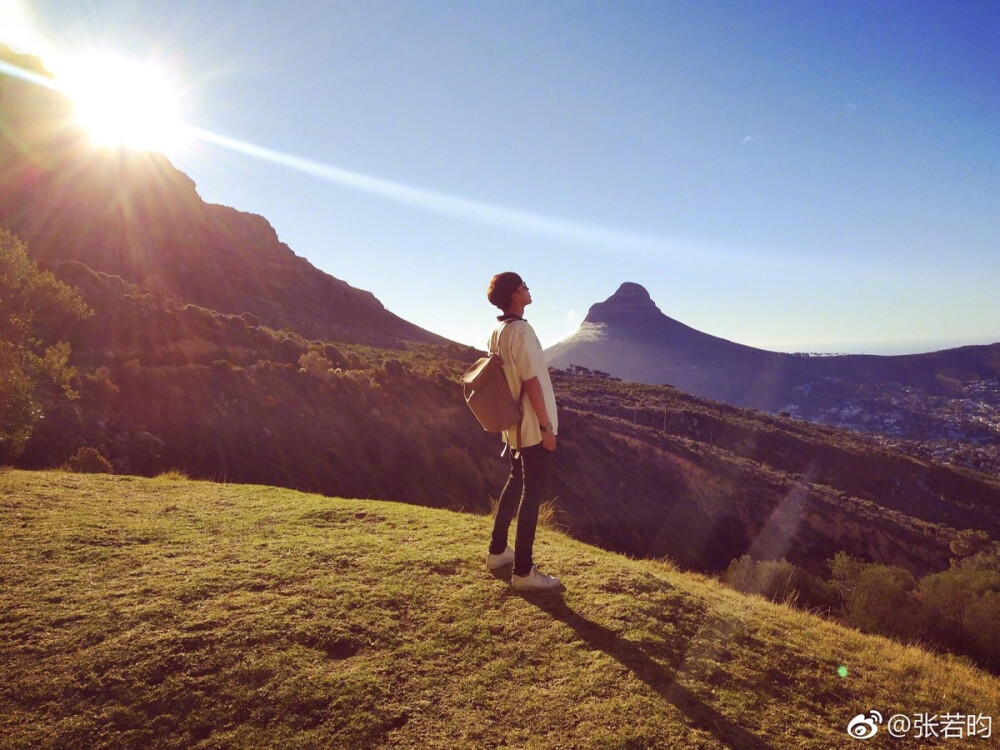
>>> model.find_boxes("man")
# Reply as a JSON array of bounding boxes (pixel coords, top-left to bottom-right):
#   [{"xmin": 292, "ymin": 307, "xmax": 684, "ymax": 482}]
[{"xmin": 483, "ymin": 272, "xmax": 562, "ymax": 592}]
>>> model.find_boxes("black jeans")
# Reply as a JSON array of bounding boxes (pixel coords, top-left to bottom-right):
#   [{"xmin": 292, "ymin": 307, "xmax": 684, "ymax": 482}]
[{"xmin": 489, "ymin": 443, "xmax": 552, "ymax": 577}]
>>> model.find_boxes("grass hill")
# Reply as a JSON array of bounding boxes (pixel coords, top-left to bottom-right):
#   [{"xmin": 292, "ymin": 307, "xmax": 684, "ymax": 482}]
[{"xmin": 3, "ymin": 469, "xmax": 999, "ymax": 749}]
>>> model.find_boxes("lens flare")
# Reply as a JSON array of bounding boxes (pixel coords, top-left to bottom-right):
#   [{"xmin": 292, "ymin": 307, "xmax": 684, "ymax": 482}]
[
  {"xmin": 0, "ymin": 25, "xmax": 699, "ymax": 259},
  {"xmin": 187, "ymin": 126, "xmax": 695, "ymax": 257}
]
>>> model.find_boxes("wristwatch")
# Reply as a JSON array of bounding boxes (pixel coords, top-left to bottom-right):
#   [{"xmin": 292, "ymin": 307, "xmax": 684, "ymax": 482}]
[{"xmin": 541, "ymin": 423, "xmax": 555, "ymax": 433}]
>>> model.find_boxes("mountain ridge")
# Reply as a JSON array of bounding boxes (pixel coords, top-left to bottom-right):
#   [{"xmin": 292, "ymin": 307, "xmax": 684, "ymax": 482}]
[
  {"xmin": 547, "ymin": 282, "xmax": 1000, "ymax": 424},
  {"xmin": 0, "ymin": 46, "xmax": 444, "ymax": 348}
]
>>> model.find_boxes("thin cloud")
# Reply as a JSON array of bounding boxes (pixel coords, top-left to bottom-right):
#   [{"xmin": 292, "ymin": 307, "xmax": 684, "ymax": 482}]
[
  {"xmin": 186, "ymin": 126, "xmax": 725, "ymax": 262},
  {"xmin": 0, "ymin": 53, "xmax": 729, "ymax": 265}
]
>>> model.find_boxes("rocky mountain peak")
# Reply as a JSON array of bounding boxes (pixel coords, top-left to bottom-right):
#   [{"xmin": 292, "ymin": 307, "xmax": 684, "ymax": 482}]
[
  {"xmin": 609, "ymin": 281, "xmax": 651, "ymax": 300},
  {"xmin": 584, "ymin": 282, "xmax": 664, "ymax": 326}
]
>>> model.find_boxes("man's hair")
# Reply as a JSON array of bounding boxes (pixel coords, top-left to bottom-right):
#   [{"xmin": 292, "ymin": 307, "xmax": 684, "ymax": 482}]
[{"xmin": 487, "ymin": 272, "xmax": 524, "ymax": 311}]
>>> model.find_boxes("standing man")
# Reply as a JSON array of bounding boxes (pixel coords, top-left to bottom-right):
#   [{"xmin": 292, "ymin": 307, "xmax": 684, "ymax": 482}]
[{"xmin": 484, "ymin": 272, "xmax": 562, "ymax": 592}]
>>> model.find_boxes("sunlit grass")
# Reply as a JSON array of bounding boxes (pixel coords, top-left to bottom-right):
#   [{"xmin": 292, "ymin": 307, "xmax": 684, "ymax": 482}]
[{"xmin": 2, "ymin": 469, "xmax": 998, "ymax": 748}]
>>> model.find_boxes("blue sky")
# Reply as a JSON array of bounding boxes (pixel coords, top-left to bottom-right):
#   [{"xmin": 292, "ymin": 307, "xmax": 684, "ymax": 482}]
[{"xmin": 6, "ymin": 1, "xmax": 999, "ymax": 354}]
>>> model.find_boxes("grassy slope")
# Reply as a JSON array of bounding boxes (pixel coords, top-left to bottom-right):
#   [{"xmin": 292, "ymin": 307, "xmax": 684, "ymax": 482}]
[{"xmin": 2, "ymin": 471, "xmax": 998, "ymax": 749}]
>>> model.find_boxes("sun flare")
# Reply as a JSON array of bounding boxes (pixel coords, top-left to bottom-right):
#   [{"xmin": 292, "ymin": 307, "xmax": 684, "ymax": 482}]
[{"xmin": 57, "ymin": 52, "xmax": 188, "ymax": 154}]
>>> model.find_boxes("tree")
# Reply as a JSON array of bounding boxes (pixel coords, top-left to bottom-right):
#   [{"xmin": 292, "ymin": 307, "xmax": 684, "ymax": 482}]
[
  {"xmin": 830, "ymin": 553, "xmax": 923, "ymax": 641},
  {"xmin": 0, "ymin": 229, "xmax": 91, "ymax": 462},
  {"xmin": 921, "ymin": 553, "xmax": 1000, "ymax": 669}
]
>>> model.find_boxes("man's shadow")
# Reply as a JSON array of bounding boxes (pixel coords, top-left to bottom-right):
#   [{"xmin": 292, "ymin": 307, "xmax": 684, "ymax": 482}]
[{"xmin": 519, "ymin": 591, "xmax": 773, "ymax": 750}]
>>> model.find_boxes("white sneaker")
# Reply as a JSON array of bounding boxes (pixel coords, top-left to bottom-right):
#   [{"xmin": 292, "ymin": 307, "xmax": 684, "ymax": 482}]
[
  {"xmin": 511, "ymin": 566, "xmax": 563, "ymax": 592},
  {"xmin": 486, "ymin": 546, "xmax": 515, "ymax": 570}
]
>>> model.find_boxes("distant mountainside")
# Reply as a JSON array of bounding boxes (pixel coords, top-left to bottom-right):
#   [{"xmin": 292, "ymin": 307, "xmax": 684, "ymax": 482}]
[
  {"xmin": 547, "ymin": 283, "xmax": 1000, "ymax": 432},
  {"xmin": 0, "ymin": 45, "xmax": 444, "ymax": 347}
]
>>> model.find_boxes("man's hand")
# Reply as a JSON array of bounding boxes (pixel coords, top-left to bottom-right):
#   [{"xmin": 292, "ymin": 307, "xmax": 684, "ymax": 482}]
[
  {"xmin": 523, "ymin": 376, "xmax": 556, "ymax": 451},
  {"xmin": 541, "ymin": 431, "xmax": 557, "ymax": 452}
]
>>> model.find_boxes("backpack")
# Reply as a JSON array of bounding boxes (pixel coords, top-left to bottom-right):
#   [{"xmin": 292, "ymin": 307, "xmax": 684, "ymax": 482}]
[{"xmin": 461, "ymin": 320, "xmax": 525, "ymax": 446}]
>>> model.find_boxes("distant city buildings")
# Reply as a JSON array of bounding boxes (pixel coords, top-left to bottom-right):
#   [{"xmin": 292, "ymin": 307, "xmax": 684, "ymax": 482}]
[{"xmin": 782, "ymin": 378, "xmax": 1000, "ymax": 476}]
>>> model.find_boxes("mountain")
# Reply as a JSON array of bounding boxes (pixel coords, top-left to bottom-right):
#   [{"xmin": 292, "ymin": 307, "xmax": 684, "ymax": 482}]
[
  {"xmin": 547, "ymin": 283, "xmax": 1000, "ymax": 439},
  {"xmin": 548, "ymin": 283, "xmax": 779, "ymax": 404},
  {"xmin": 5, "ymin": 44, "xmax": 1000, "ymax": 613},
  {"xmin": 0, "ymin": 45, "xmax": 443, "ymax": 348}
]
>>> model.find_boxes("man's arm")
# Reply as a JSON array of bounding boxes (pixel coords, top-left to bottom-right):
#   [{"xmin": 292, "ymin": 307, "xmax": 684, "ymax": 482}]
[{"xmin": 523, "ymin": 376, "xmax": 556, "ymax": 451}]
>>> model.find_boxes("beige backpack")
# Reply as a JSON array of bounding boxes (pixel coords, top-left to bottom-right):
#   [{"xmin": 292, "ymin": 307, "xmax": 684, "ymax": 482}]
[{"xmin": 461, "ymin": 320, "xmax": 524, "ymax": 446}]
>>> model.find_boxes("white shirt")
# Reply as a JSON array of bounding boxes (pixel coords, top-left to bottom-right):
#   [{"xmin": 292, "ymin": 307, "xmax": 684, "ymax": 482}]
[{"xmin": 489, "ymin": 317, "xmax": 558, "ymax": 449}]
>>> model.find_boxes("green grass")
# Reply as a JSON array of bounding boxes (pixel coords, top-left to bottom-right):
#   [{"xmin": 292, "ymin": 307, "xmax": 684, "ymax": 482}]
[{"xmin": 2, "ymin": 470, "xmax": 999, "ymax": 749}]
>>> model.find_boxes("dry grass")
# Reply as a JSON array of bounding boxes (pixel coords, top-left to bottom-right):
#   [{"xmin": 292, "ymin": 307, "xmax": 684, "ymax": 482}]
[{"xmin": 2, "ymin": 469, "xmax": 998, "ymax": 748}]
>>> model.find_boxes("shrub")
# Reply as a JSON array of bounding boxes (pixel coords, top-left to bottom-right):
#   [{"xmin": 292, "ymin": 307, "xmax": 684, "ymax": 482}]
[
  {"xmin": 830, "ymin": 553, "xmax": 922, "ymax": 640},
  {"xmin": 299, "ymin": 350, "xmax": 334, "ymax": 378},
  {"xmin": 64, "ymin": 447, "xmax": 114, "ymax": 474},
  {"xmin": 724, "ymin": 555, "xmax": 837, "ymax": 611},
  {"xmin": 0, "ymin": 230, "xmax": 91, "ymax": 461},
  {"xmin": 155, "ymin": 469, "xmax": 189, "ymax": 481},
  {"xmin": 921, "ymin": 553, "xmax": 1000, "ymax": 670},
  {"xmin": 950, "ymin": 529, "xmax": 995, "ymax": 559}
]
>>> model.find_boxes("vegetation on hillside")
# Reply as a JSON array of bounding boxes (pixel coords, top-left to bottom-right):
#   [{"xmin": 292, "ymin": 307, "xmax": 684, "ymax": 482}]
[
  {"xmin": 724, "ymin": 539, "xmax": 1000, "ymax": 674},
  {"xmin": 0, "ymin": 230, "xmax": 92, "ymax": 462},
  {"xmin": 6, "ymin": 256, "xmax": 998, "ymax": 581},
  {"xmin": 3, "ymin": 470, "xmax": 999, "ymax": 749}
]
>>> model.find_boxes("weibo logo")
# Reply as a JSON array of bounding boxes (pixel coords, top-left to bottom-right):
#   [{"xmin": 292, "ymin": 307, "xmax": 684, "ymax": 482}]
[{"xmin": 847, "ymin": 711, "xmax": 883, "ymax": 740}]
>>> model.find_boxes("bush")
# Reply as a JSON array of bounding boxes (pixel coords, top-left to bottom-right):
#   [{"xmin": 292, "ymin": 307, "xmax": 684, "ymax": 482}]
[
  {"xmin": 921, "ymin": 553, "xmax": 1000, "ymax": 670},
  {"xmin": 64, "ymin": 447, "xmax": 114, "ymax": 474},
  {"xmin": 950, "ymin": 529, "xmax": 995, "ymax": 559},
  {"xmin": 0, "ymin": 230, "xmax": 91, "ymax": 462},
  {"xmin": 299, "ymin": 350, "xmax": 334, "ymax": 378},
  {"xmin": 155, "ymin": 469, "xmax": 189, "ymax": 481},
  {"xmin": 830, "ymin": 553, "xmax": 922, "ymax": 640},
  {"xmin": 724, "ymin": 555, "xmax": 837, "ymax": 611}
]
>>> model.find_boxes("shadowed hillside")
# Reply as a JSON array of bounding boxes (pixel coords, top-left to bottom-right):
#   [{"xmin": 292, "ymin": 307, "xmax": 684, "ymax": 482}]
[
  {"xmin": 11, "ymin": 259, "xmax": 1000, "ymax": 586},
  {"xmin": 0, "ymin": 45, "xmax": 444, "ymax": 348},
  {"xmin": 3, "ymin": 470, "xmax": 999, "ymax": 749}
]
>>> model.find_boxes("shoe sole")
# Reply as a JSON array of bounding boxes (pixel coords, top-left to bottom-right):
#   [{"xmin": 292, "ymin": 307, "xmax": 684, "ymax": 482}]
[{"xmin": 511, "ymin": 581, "xmax": 565, "ymax": 594}]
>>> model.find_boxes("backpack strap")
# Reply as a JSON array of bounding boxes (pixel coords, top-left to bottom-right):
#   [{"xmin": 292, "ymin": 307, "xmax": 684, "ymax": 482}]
[
  {"xmin": 490, "ymin": 316, "xmax": 518, "ymax": 357},
  {"xmin": 492, "ymin": 317, "xmax": 526, "ymax": 454}
]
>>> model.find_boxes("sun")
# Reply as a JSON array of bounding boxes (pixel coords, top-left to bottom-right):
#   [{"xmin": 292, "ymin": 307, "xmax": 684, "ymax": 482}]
[{"xmin": 57, "ymin": 52, "xmax": 188, "ymax": 154}]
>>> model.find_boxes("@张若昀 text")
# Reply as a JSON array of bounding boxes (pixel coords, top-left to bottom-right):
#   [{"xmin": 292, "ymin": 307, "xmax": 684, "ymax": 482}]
[{"xmin": 847, "ymin": 710, "xmax": 992, "ymax": 741}]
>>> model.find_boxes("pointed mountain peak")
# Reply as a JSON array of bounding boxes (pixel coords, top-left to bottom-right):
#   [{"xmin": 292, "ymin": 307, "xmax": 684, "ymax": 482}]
[
  {"xmin": 608, "ymin": 282, "xmax": 653, "ymax": 303},
  {"xmin": 584, "ymin": 282, "xmax": 664, "ymax": 325}
]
